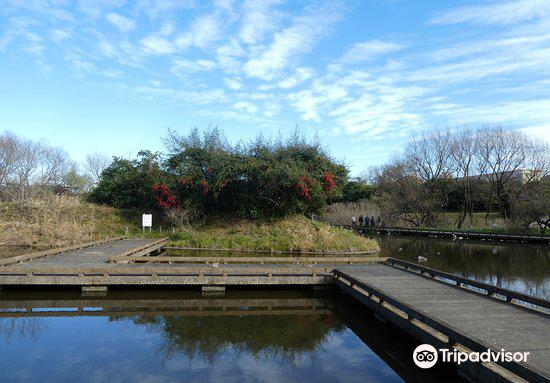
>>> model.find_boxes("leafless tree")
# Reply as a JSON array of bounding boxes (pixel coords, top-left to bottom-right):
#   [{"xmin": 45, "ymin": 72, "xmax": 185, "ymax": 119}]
[
  {"xmin": 449, "ymin": 126, "xmax": 488, "ymax": 227},
  {"xmin": 372, "ymin": 160, "xmax": 440, "ymax": 227},
  {"xmin": 0, "ymin": 132, "xmax": 74, "ymax": 201},
  {"xmin": 512, "ymin": 178, "xmax": 550, "ymax": 236},
  {"xmin": 85, "ymin": 152, "xmax": 111, "ymax": 185},
  {"xmin": 477, "ymin": 126, "xmax": 548, "ymax": 219},
  {"xmin": 405, "ymin": 129, "xmax": 455, "ymax": 182},
  {"xmin": 0, "ymin": 132, "xmax": 21, "ymax": 197}
]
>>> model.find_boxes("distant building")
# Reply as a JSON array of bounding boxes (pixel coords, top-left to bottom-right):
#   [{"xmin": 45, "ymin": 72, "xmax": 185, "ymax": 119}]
[{"xmin": 456, "ymin": 169, "xmax": 545, "ymax": 184}]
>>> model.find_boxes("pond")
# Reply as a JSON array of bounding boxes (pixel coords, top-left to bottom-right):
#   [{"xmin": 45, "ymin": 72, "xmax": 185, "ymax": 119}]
[
  {"xmin": 0, "ymin": 290, "xmax": 461, "ymax": 383},
  {"xmin": 374, "ymin": 235, "xmax": 550, "ymax": 300}
]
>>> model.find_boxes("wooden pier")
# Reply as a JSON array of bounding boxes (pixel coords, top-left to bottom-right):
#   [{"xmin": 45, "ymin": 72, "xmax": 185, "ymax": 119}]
[
  {"xmin": 0, "ymin": 238, "xmax": 549, "ymax": 383},
  {"xmin": 339, "ymin": 225, "xmax": 550, "ymax": 244},
  {"xmin": 334, "ymin": 261, "xmax": 550, "ymax": 383}
]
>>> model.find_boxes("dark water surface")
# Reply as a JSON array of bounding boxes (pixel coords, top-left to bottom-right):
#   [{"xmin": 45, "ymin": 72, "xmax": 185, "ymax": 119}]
[
  {"xmin": 374, "ymin": 235, "xmax": 550, "ymax": 300},
  {"xmin": 0, "ymin": 290, "xmax": 460, "ymax": 383}
]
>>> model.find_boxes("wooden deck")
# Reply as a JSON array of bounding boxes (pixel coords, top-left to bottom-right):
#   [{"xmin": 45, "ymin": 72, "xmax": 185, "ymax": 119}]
[
  {"xmin": 0, "ymin": 238, "xmax": 549, "ymax": 382},
  {"xmin": 334, "ymin": 264, "xmax": 550, "ymax": 383},
  {"xmin": 0, "ymin": 239, "xmax": 383, "ymax": 287}
]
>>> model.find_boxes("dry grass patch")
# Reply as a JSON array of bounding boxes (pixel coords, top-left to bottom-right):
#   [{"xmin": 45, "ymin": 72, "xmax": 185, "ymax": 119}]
[
  {"xmin": 169, "ymin": 215, "xmax": 379, "ymax": 253},
  {"xmin": 0, "ymin": 196, "xmax": 136, "ymax": 247}
]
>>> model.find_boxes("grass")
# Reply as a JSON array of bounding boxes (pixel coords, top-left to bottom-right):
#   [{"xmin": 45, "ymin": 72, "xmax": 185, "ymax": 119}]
[
  {"xmin": 0, "ymin": 195, "xmax": 140, "ymax": 247},
  {"xmin": 0, "ymin": 196, "xmax": 378, "ymax": 253},
  {"xmin": 158, "ymin": 216, "xmax": 379, "ymax": 253}
]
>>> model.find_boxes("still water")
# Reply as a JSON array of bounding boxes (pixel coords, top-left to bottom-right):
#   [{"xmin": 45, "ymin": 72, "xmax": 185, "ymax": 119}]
[
  {"xmin": 0, "ymin": 290, "xmax": 460, "ymax": 383},
  {"xmin": 375, "ymin": 235, "xmax": 550, "ymax": 300}
]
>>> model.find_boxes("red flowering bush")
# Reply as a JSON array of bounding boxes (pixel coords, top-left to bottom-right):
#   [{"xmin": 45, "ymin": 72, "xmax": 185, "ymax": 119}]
[
  {"xmin": 152, "ymin": 183, "xmax": 179, "ymax": 209},
  {"xmin": 161, "ymin": 128, "xmax": 348, "ymax": 217},
  {"xmin": 323, "ymin": 172, "xmax": 335, "ymax": 192},
  {"xmin": 297, "ymin": 175, "xmax": 312, "ymax": 199}
]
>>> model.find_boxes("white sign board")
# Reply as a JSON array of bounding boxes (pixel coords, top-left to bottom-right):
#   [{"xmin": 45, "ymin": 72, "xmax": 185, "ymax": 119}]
[{"xmin": 142, "ymin": 214, "xmax": 153, "ymax": 228}]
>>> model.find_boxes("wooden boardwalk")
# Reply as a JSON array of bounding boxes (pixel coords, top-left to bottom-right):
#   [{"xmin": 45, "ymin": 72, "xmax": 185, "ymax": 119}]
[
  {"xmin": 338, "ymin": 225, "xmax": 550, "ymax": 244},
  {"xmin": 0, "ymin": 238, "xmax": 384, "ymax": 288},
  {"xmin": 334, "ymin": 264, "xmax": 550, "ymax": 383},
  {"xmin": 0, "ymin": 238, "xmax": 549, "ymax": 382}
]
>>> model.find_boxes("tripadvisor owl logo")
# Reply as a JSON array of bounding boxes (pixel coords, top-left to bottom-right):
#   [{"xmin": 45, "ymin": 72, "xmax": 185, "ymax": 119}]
[{"xmin": 413, "ymin": 344, "xmax": 438, "ymax": 368}]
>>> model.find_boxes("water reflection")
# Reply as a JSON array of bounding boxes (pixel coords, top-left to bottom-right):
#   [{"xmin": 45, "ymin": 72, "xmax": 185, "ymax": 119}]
[
  {"xmin": 0, "ymin": 290, "xmax": 461, "ymax": 383},
  {"xmin": 375, "ymin": 235, "xmax": 550, "ymax": 299}
]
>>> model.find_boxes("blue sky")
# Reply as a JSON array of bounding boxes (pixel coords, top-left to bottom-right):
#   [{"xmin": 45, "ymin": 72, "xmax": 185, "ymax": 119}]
[{"xmin": 1, "ymin": 0, "xmax": 549, "ymax": 175}]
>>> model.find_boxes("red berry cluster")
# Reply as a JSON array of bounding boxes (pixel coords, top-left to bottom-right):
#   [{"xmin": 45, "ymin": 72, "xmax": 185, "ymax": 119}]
[
  {"xmin": 296, "ymin": 175, "xmax": 311, "ymax": 199},
  {"xmin": 152, "ymin": 183, "xmax": 179, "ymax": 209},
  {"xmin": 323, "ymin": 172, "xmax": 335, "ymax": 191}
]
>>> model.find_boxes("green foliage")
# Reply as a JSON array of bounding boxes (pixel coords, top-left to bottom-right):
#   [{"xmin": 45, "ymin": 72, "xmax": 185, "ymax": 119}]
[
  {"xmin": 88, "ymin": 150, "xmax": 166, "ymax": 209},
  {"xmin": 337, "ymin": 178, "xmax": 375, "ymax": 202},
  {"xmin": 163, "ymin": 128, "xmax": 348, "ymax": 217}
]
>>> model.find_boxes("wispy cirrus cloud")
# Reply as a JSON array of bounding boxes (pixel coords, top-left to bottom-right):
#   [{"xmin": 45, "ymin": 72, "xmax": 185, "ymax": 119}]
[
  {"xmin": 339, "ymin": 40, "xmax": 404, "ymax": 63},
  {"xmin": 1, "ymin": 0, "xmax": 549, "ymax": 173},
  {"xmin": 429, "ymin": 0, "xmax": 550, "ymax": 26},
  {"xmin": 243, "ymin": 1, "xmax": 346, "ymax": 80},
  {"xmin": 106, "ymin": 12, "xmax": 135, "ymax": 32}
]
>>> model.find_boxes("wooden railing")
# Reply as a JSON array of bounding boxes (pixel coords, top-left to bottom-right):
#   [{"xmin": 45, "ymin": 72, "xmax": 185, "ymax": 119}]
[
  {"xmin": 333, "ymin": 269, "xmax": 548, "ymax": 383},
  {"xmin": 385, "ymin": 257, "xmax": 550, "ymax": 312}
]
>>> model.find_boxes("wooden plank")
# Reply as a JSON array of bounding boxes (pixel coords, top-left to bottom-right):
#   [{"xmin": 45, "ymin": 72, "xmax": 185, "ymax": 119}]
[
  {"xmin": 108, "ymin": 238, "xmax": 169, "ymax": 262},
  {"xmin": 386, "ymin": 257, "xmax": 550, "ymax": 311},
  {"xmin": 0, "ymin": 237, "xmax": 124, "ymax": 266},
  {"xmin": 334, "ymin": 265, "xmax": 550, "ymax": 383},
  {"xmin": 0, "ymin": 265, "xmax": 334, "ymax": 275},
  {"xmin": 121, "ymin": 256, "xmax": 388, "ymax": 264},
  {"xmin": 165, "ymin": 246, "xmax": 378, "ymax": 255}
]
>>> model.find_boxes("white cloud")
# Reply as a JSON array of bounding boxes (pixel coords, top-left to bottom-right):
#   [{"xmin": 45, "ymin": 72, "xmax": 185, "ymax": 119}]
[
  {"xmin": 277, "ymin": 67, "xmax": 314, "ymax": 89},
  {"xmin": 175, "ymin": 14, "xmax": 222, "ymax": 49},
  {"xmin": 243, "ymin": 2, "xmax": 345, "ymax": 80},
  {"xmin": 79, "ymin": 0, "xmax": 126, "ymax": 19},
  {"xmin": 137, "ymin": 0, "xmax": 196, "ymax": 19},
  {"xmin": 170, "ymin": 59, "xmax": 217, "ymax": 76},
  {"xmin": 50, "ymin": 29, "xmax": 71, "ymax": 42},
  {"xmin": 106, "ymin": 12, "xmax": 136, "ymax": 32},
  {"xmin": 141, "ymin": 36, "xmax": 174, "ymax": 55},
  {"xmin": 429, "ymin": 0, "xmax": 550, "ymax": 26},
  {"xmin": 233, "ymin": 100, "xmax": 258, "ymax": 114},
  {"xmin": 238, "ymin": 0, "xmax": 284, "ymax": 45},
  {"xmin": 340, "ymin": 40, "xmax": 404, "ymax": 63},
  {"xmin": 223, "ymin": 77, "xmax": 242, "ymax": 90},
  {"xmin": 216, "ymin": 39, "xmax": 245, "ymax": 72}
]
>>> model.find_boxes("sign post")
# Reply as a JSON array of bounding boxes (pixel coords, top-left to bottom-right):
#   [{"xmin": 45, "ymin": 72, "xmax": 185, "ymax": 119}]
[{"xmin": 142, "ymin": 214, "xmax": 152, "ymax": 234}]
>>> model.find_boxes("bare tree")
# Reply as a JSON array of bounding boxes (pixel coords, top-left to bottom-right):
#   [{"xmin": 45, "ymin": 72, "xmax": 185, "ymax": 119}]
[
  {"xmin": 12, "ymin": 138, "xmax": 43, "ymax": 201},
  {"xmin": 449, "ymin": 126, "xmax": 488, "ymax": 227},
  {"xmin": 0, "ymin": 132, "xmax": 21, "ymax": 197},
  {"xmin": 477, "ymin": 126, "xmax": 547, "ymax": 219},
  {"xmin": 372, "ymin": 160, "xmax": 440, "ymax": 227},
  {"xmin": 406, "ymin": 129, "xmax": 455, "ymax": 182},
  {"xmin": 512, "ymin": 178, "xmax": 550, "ymax": 236},
  {"xmin": 85, "ymin": 152, "xmax": 111, "ymax": 185}
]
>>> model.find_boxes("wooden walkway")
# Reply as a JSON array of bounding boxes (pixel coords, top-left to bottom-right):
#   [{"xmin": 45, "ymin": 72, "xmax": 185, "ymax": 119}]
[
  {"xmin": 334, "ymin": 264, "xmax": 550, "ymax": 383},
  {"xmin": 1, "ymin": 238, "xmax": 549, "ymax": 382},
  {"xmin": 339, "ymin": 225, "xmax": 550, "ymax": 244},
  {"xmin": 0, "ymin": 238, "xmax": 384, "ymax": 288}
]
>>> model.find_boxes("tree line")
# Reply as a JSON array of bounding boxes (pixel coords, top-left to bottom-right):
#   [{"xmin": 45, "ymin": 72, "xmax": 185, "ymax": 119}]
[
  {"xmin": 88, "ymin": 128, "xmax": 348, "ymax": 219},
  {"xmin": 3, "ymin": 126, "xmax": 548, "ymax": 233},
  {"xmin": 369, "ymin": 125, "xmax": 549, "ymax": 233},
  {"xmin": 0, "ymin": 131, "xmax": 110, "ymax": 202}
]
